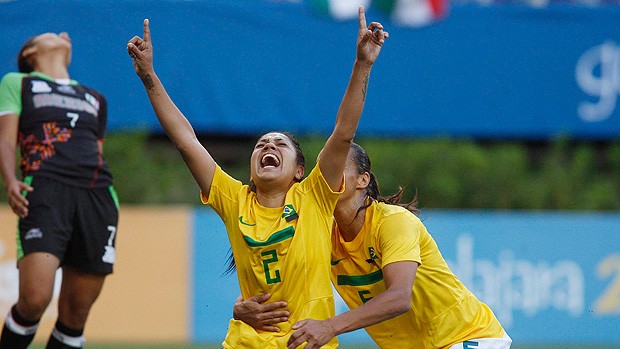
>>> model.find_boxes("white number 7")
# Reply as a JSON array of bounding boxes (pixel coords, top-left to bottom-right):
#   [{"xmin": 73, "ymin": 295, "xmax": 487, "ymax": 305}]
[
  {"xmin": 66, "ymin": 112, "xmax": 79, "ymax": 127},
  {"xmin": 107, "ymin": 225, "xmax": 117, "ymax": 246}
]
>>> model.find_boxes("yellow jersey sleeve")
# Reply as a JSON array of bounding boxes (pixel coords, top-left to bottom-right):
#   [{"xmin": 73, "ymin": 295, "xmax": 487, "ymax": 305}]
[
  {"xmin": 375, "ymin": 210, "xmax": 422, "ymax": 267},
  {"xmin": 298, "ymin": 163, "xmax": 344, "ymax": 216},
  {"xmin": 200, "ymin": 165, "xmax": 245, "ymax": 223}
]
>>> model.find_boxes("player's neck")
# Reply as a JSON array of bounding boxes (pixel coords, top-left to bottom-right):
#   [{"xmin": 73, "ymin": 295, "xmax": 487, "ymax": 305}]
[
  {"xmin": 255, "ymin": 190, "xmax": 287, "ymax": 208},
  {"xmin": 334, "ymin": 195, "xmax": 367, "ymax": 242},
  {"xmin": 35, "ymin": 56, "xmax": 69, "ymax": 80},
  {"xmin": 254, "ymin": 176, "xmax": 298, "ymax": 208}
]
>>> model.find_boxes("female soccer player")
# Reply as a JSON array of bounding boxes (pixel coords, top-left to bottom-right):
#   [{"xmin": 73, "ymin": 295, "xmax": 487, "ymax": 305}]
[
  {"xmin": 235, "ymin": 143, "xmax": 512, "ymax": 349},
  {"xmin": 0, "ymin": 32, "xmax": 118, "ymax": 349},
  {"xmin": 127, "ymin": 7, "xmax": 388, "ymax": 348}
]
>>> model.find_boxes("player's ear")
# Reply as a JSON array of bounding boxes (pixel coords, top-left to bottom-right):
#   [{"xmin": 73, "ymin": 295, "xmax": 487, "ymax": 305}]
[
  {"xmin": 357, "ymin": 172, "xmax": 370, "ymax": 189},
  {"xmin": 295, "ymin": 166, "xmax": 304, "ymax": 181},
  {"xmin": 21, "ymin": 46, "xmax": 37, "ymax": 59}
]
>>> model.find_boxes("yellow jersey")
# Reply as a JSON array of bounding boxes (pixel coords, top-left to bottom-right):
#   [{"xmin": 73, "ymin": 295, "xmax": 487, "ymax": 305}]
[
  {"xmin": 330, "ymin": 201, "xmax": 505, "ymax": 349},
  {"xmin": 203, "ymin": 164, "xmax": 342, "ymax": 348}
]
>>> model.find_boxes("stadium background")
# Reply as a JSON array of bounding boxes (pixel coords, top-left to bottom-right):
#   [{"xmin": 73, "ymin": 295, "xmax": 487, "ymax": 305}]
[{"xmin": 1, "ymin": 0, "xmax": 619, "ymax": 348}]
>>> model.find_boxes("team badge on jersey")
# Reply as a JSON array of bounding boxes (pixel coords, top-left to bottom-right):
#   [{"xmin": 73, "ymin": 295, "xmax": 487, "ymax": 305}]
[
  {"xmin": 31, "ymin": 80, "xmax": 52, "ymax": 93},
  {"xmin": 282, "ymin": 204, "xmax": 298, "ymax": 222},
  {"xmin": 366, "ymin": 247, "xmax": 378, "ymax": 264}
]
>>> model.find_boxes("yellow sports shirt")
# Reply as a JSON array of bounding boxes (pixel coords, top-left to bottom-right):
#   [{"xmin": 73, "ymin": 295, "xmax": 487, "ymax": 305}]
[
  {"xmin": 203, "ymin": 164, "xmax": 342, "ymax": 348},
  {"xmin": 330, "ymin": 201, "xmax": 505, "ymax": 349}
]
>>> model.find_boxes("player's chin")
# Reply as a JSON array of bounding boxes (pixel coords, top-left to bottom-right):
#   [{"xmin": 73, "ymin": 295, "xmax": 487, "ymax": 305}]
[{"xmin": 255, "ymin": 167, "xmax": 285, "ymax": 182}]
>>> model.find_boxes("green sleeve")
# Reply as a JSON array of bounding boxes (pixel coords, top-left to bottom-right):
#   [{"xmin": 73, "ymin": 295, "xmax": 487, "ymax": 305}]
[{"xmin": 0, "ymin": 72, "xmax": 25, "ymax": 116}]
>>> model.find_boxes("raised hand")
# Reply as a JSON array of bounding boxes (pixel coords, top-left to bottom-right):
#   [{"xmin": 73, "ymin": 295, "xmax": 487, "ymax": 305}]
[
  {"xmin": 127, "ymin": 19, "xmax": 154, "ymax": 84},
  {"xmin": 356, "ymin": 6, "xmax": 389, "ymax": 65}
]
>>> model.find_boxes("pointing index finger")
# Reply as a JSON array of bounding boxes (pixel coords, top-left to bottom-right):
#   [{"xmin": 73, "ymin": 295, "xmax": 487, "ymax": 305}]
[
  {"xmin": 358, "ymin": 6, "xmax": 367, "ymax": 30},
  {"xmin": 143, "ymin": 18, "xmax": 151, "ymax": 43}
]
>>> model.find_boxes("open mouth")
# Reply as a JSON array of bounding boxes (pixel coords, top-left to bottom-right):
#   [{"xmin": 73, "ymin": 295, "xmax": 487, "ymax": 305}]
[{"xmin": 261, "ymin": 153, "xmax": 280, "ymax": 168}]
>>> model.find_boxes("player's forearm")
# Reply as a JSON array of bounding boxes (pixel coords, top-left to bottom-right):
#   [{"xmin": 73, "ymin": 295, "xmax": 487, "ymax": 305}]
[
  {"xmin": 333, "ymin": 60, "xmax": 372, "ymax": 142},
  {"xmin": 139, "ymin": 70, "xmax": 199, "ymax": 149},
  {"xmin": 318, "ymin": 61, "xmax": 372, "ymax": 186},
  {"xmin": 327, "ymin": 287, "xmax": 410, "ymax": 336},
  {"xmin": 138, "ymin": 70, "xmax": 217, "ymax": 197}
]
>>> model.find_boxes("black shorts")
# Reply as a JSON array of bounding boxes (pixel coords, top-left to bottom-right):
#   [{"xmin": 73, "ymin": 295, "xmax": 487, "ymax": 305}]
[{"xmin": 17, "ymin": 176, "xmax": 120, "ymax": 275}]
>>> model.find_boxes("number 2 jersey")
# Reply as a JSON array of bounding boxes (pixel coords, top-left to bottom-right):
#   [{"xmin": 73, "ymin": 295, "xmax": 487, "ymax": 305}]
[
  {"xmin": 0, "ymin": 72, "xmax": 112, "ymax": 187},
  {"xmin": 202, "ymin": 164, "xmax": 343, "ymax": 348}
]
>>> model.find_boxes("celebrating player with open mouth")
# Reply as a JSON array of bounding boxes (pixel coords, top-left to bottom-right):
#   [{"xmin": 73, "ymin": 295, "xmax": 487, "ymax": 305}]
[{"xmin": 127, "ymin": 6, "xmax": 388, "ymax": 348}]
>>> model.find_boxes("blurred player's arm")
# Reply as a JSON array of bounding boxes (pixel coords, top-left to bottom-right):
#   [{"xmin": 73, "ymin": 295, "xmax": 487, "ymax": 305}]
[
  {"xmin": 127, "ymin": 19, "xmax": 216, "ymax": 197},
  {"xmin": 0, "ymin": 113, "xmax": 32, "ymax": 218}
]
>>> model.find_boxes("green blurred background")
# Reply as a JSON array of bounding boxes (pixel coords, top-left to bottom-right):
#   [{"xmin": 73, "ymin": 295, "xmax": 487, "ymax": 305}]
[{"xmin": 6, "ymin": 132, "xmax": 614, "ymax": 211}]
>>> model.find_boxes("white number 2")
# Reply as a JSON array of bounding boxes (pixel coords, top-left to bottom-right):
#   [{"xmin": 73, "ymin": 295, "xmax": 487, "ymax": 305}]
[{"xmin": 66, "ymin": 112, "xmax": 79, "ymax": 127}]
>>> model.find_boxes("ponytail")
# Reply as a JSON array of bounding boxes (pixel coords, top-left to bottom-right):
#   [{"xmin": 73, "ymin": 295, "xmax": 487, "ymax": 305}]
[{"xmin": 350, "ymin": 143, "xmax": 420, "ymax": 216}]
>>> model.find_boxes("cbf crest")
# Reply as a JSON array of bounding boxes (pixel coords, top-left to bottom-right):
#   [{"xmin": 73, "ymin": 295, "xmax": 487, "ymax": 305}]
[
  {"xmin": 366, "ymin": 247, "xmax": 379, "ymax": 264},
  {"xmin": 282, "ymin": 204, "xmax": 298, "ymax": 222}
]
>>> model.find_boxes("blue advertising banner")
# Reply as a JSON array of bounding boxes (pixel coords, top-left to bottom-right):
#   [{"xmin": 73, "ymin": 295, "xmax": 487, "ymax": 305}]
[
  {"xmin": 424, "ymin": 210, "xmax": 620, "ymax": 345},
  {"xmin": 1, "ymin": 1, "xmax": 618, "ymax": 139},
  {"xmin": 192, "ymin": 208, "xmax": 620, "ymax": 345}
]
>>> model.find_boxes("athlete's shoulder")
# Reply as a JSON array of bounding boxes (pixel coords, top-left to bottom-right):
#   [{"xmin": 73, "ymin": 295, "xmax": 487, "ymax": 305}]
[
  {"xmin": 0, "ymin": 73, "xmax": 27, "ymax": 114},
  {"xmin": 294, "ymin": 164, "xmax": 322, "ymax": 193},
  {"xmin": 301, "ymin": 164, "xmax": 323, "ymax": 181},
  {"xmin": 77, "ymin": 82, "xmax": 106, "ymax": 100},
  {"xmin": 212, "ymin": 165, "xmax": 248, "ymax": 195},
  {"xmin": 374, "ymin": 201, "xmax": 417, "ymax": 218},
  {"xmin": 372, "ymin": 201, "xmax": 421, "ymax": 229},
  {"xmin": 0, "ymin": 72, "xmax": 27, "ymax": 86},
  {"xmin": 297, "ymin": 162, "xmax": 342, "ymax": 194}
]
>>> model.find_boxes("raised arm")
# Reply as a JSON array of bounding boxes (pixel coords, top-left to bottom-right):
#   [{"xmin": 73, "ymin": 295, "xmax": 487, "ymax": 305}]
[
  {"xmin": 127, "ymin": 19, "xmax": 216, "ymax": 197},
  {"xmin": 318, "ymin": 7, "xmax": 389, "ymax": 191}
]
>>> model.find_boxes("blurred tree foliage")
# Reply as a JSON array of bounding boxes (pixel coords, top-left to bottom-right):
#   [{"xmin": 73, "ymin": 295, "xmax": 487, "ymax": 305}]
[
  {"xmin": 1, "ymin": 132, "xmax": 619, "ymax": 210},
  {"xmin": 301, "ymin": 136, "xmax": 620, "ymax": 210}
]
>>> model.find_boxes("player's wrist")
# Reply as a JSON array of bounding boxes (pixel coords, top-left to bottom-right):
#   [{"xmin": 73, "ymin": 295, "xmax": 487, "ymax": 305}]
[{"xmin": 353, "ymin": 58, "xmax": 374, "ymax": 70}]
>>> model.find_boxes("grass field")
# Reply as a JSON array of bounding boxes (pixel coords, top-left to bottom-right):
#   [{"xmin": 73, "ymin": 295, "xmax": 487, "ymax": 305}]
[{"xmin": 31, "ymin": 345, "xmax": 620, "ymax": 349}]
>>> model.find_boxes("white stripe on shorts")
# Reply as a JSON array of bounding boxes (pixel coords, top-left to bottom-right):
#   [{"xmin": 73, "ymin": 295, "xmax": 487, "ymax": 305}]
[{"xmin": 448, "ymin": 332, "xmax": 512, "ymax": 349}]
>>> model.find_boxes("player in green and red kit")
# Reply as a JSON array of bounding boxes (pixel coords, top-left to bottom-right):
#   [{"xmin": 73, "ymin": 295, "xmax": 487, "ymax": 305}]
[{"xmin": 0, "ymin": 32, "xmax": 118, "ymax": 349}]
